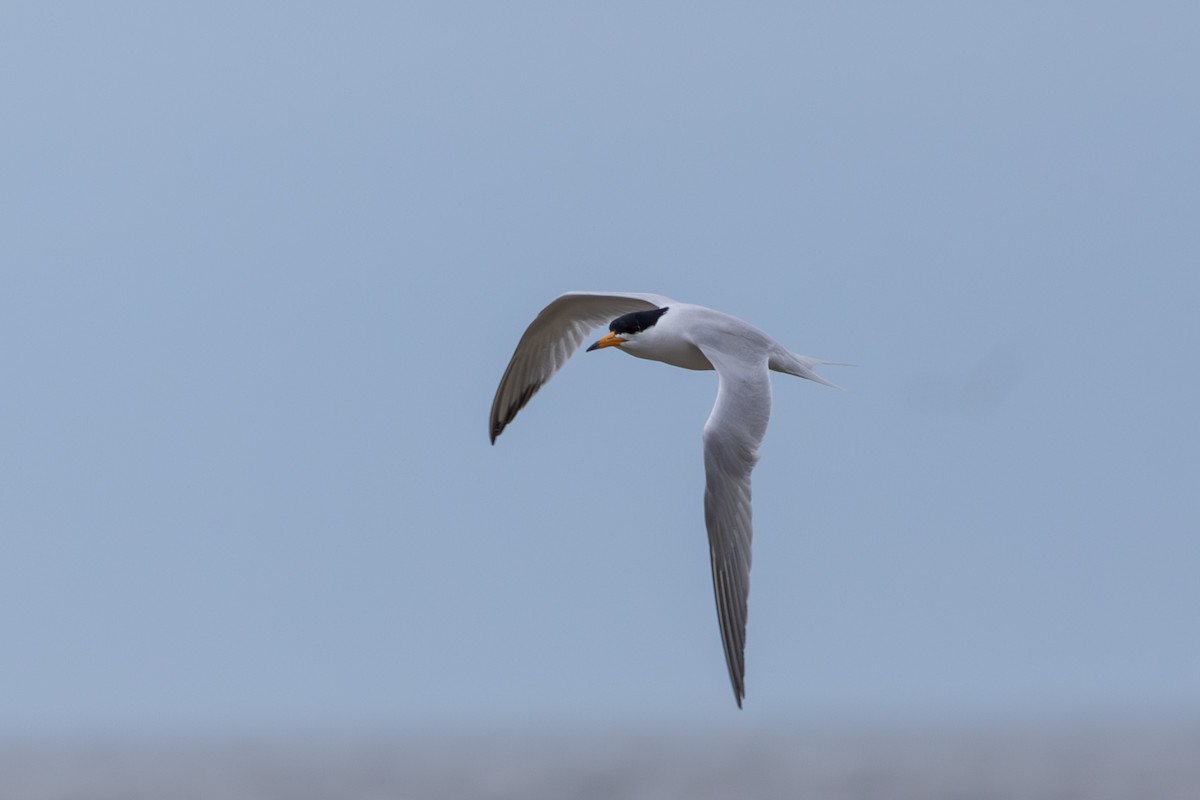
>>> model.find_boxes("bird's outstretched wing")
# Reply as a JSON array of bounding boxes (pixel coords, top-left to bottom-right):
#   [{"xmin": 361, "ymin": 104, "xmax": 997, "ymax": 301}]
[
  {"xmin": 692, "ymin": 335, "xmax": 772, "ymax": 708},
  {"xmin": 489, "ymin": 291, "xmax": 673, "ymax": 443}
]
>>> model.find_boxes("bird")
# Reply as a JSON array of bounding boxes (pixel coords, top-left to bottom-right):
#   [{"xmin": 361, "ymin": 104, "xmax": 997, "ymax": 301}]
[{"xmin": 489, "ymin": 291, "xmax": 839, "ymax": 707}]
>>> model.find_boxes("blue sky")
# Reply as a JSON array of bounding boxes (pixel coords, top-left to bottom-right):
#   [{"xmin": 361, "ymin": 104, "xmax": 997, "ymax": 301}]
[{"xmin": 2, "ymin": 3, "xmax": 1197, "ymax": 737}]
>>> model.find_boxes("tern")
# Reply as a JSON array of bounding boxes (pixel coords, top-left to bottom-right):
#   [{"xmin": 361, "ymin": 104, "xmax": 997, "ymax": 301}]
[{"xmin": 489, "ymin": 291, "xmax": 838, "ymax": 707}]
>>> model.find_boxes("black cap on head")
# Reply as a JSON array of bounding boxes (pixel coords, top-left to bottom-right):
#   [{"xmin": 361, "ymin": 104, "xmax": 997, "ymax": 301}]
[{"xmin": 609, "ymin": 307, "xmax": 668, "ymax": 336}]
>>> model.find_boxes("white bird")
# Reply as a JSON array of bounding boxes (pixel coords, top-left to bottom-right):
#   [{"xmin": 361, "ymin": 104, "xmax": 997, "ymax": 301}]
[{"xmin": 489, "ymin": 291, "xmax": 839, "ymax": 707}]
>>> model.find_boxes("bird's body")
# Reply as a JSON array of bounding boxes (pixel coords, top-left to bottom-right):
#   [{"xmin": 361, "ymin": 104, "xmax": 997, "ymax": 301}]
[{"xmin": 489, "ymin": 291, "xmax": 837, "ymax": 707}]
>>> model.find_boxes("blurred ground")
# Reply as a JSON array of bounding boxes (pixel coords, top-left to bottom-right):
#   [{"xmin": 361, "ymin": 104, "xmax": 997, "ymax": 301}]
[{"xmin": 4, "ymin": 718, "xmax": 1198, "ymax": 800}]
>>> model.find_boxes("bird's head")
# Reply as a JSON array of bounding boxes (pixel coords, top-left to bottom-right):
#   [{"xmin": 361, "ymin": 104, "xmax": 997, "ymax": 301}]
[{"xmin": 586, "ymin": 307, "xmax": 669, "ymax": 353}]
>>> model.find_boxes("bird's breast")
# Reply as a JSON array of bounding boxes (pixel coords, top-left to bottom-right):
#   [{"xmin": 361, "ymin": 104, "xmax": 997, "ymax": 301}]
[{"xmin": 623, "ymin": 336, "xmax": 714, "ymax": 371}]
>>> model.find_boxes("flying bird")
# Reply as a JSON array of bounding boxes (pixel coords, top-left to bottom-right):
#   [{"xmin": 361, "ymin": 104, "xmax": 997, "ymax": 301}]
[{"xmin": 489, "ymin": 291, "xmax": 839, "ymax": 707}]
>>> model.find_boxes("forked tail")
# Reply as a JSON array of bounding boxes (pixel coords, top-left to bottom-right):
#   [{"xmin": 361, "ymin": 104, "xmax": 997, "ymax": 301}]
[{"xmin": 768, "ymin": 348, "xmax": 846, "ymax": 389}]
